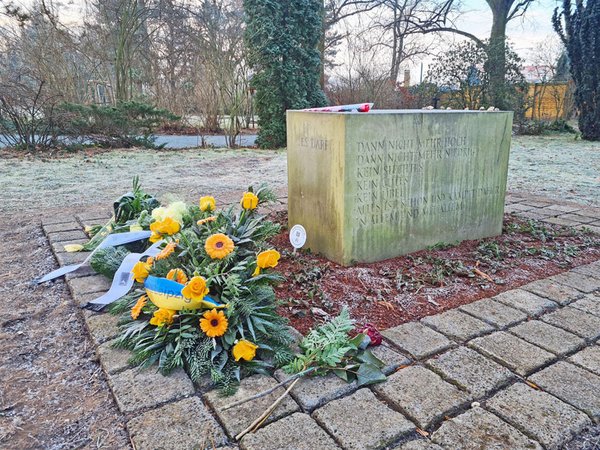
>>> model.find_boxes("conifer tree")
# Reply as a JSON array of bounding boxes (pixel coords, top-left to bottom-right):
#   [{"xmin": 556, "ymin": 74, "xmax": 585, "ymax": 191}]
[
  {"xmin": 553, "ymin": 0, "xmax": 600, "ymax": 140},
  {"xmin": 244, "ymin": 0, "xmax": 327, "ymax": 149}
]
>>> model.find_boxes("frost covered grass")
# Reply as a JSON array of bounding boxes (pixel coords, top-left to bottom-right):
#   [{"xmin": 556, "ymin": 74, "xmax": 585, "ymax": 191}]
[{"xmin": 0, "ymin": 133, "xmax": 597, "ymax": 216}]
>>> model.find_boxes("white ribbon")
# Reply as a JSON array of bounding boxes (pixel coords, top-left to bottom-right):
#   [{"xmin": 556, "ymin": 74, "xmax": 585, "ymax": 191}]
[{"xmin": 36, "ymin": 231, "xmax": 152, "ymax": 284}]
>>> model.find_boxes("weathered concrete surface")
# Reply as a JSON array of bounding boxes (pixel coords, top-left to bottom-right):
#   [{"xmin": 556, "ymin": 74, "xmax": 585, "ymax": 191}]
[
  {"xmin": 530, "ymin": 362, "xmax": 600, "ymax": 421},
  {"xmin": 204, "ymin": 375, "xmax": 299, "ymax": 438},
  {"xmin": 67, "ymin": 275, "xmax": 111, "ymax": 296},
  {"xmin": 426, "ymin": 347, "xmax": 516, "ymax": 398},
  {"xmin": 487, "ymin": 383, "xmax": 591, "ymax": 449},
  {"xmin": 459, "ymin": 299, "xmax": 527, "ymax": 328},
  {"xmin": 431, "ymin": 408, "xmax": 542, "ymax": 450},
  {"xmin": 382, "ymin": 322, "xmax": 452, "ymax": 359},
  {"xmin": 84, "ymin": 312, "xmax": 121, "ymax": 345},
  {"xmin": 312, "ymin": 389, "xmax": 415, "ymax": 450},
  {"xmin": 541, "ymin": 306, "xmax": 600, "ymax": 340},
  {"xmin": 370, "ymin": 343, "xmax": 412, "ymax": 375},
  {"xmin": 372, "ymin": 366, "xmax": 471, "ymax": 429},
  {"xmin": 127, "ymin": 397, "xmax": 228, "ymax": 450},
  {"xmin": 492, "ymin": 289, "xmax": 557, "ymax": 317},
  {"xmin": 508, "ymin": 320, "xmax": 585, "ymax": 356},
  {"xmin": 421, "ymin": 309, "xmax": 494, "ymax": 342},
  {"xmin": 395, "ymin": 440, "xmax": 444, "ymax": 450},
  {"xmin": 468, "ymin": 331, "xmax": 556, "ymax": 376},
  {"xmin": 240, "ymin": 413, "xmax": 340, "ymax": 450},
  {"xmin": 108, "ymin": 367, "xmax": 195, "ymax": 413},
  {"xmin": 287, "ymin": 110, "xmax": 513, "ymax": 265}
]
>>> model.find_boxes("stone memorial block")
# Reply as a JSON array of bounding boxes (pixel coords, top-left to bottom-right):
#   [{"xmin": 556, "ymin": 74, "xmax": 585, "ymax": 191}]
[{"xmin": 287, "ymin": 110, "xmax": 513, "ymax": 265}]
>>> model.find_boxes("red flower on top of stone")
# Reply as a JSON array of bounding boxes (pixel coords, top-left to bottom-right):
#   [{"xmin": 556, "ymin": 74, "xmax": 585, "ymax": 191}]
[{"xmin": 359, "ymin": 323, "xmax": 383, "ymax": 346}]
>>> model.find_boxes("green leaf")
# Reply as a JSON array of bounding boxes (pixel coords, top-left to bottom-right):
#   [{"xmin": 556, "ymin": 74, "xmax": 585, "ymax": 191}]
[
  {"xmin": 356, "ymin": 363, "xmax": 386, "ymax": 387},
  {"xmin": 357, "ymin": 349, "xmax": 385, "ymax": 368}
]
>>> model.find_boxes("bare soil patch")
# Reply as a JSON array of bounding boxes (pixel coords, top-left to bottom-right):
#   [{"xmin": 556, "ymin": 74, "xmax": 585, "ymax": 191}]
[{"xmin": 270, "ymin": 211, "xmax": 600, "ymax": 334}]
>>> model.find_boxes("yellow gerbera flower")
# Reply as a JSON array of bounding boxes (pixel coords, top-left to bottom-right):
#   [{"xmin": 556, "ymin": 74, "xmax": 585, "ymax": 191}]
[
  {"xmin": 232, "ymin": 339, "xmax": 259, "ymax": 362},
  {"xmin": 131, "ymin": 295, "xmax": 148, "ymax": 320},
  {"xmin": 199, "ymin": 196, "xmax": 216, "ymax": 212},
  {"xmin": 149, "ymin": 308, "xmax": 176, "ymax": 327},
  {"xmin": 253, "ymin": 249, "xmax": 281, "ymax": 276},
  {"xmin": 197, "ymin": 216, "xmax": 217, "ymax": 226},
  {"xmin": 156, "ymin": 241, "xmax": 178, "ymax": 260},
  {"xmin": 205, "ymin": 233, "xmax": 235, "ymax": 259},
  {"xmin": 131, "ymin": 260, "xmax": 152, "ymax": 283},
  {"xmin": 166, "ymin": 268, "xmax": 188, "ymax": 284},
  {"xmin": 200, "ymin": 309, "xmax": 228, "ymax": 337},
  {"xmin": 240, "ymin": 192, "xmax": 259, "ymax": 210},
  {"xmin": 150, "ymin": 217, "xmax": 181, "ymax": 236},
  {"xmin": 182, "ymin": 276, "xmax": 209, "ymax": 301}
]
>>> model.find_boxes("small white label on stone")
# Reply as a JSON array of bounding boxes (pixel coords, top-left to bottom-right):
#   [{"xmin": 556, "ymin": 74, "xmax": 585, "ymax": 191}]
[{"xmin": 289, "ymin": 224, "xmax": 307, "ymax": 249}]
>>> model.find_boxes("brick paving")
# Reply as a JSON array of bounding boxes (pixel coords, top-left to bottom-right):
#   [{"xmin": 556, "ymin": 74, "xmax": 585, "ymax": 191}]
[{"xmin": 40, "ymin": 196, "xmax": 600, "ymax": 450}]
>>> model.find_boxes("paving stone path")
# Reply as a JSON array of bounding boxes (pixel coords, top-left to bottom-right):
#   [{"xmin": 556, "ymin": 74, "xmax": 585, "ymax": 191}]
[{"xmin": 40, "ymin": 194, "xmax": 600, "ymax": 450}]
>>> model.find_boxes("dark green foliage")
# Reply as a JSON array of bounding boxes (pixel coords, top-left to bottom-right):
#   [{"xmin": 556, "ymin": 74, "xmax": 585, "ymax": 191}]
[
  {"xmin": 55, "ymin": 101, "xmax": 179, "ymax": 148},
  {"xmin": 553, "ymin": 0, "xmax": 600, "ymax": 140},
  {"xmin": 113, "ymin": 176, "xmax": 160, "ymax": 224},
  {"xmin": 244, "ymin": 0, "xmax": 327, "ymax": 148},
  {"xmin": 90, "ymin": 246, "xmax": 130, "ymax": 279}
]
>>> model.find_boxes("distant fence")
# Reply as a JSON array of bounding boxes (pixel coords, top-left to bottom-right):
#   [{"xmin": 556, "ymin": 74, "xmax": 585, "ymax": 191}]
[{"xmin": 525, "ymin": 82, "xmax": 573, "ymax": 121}]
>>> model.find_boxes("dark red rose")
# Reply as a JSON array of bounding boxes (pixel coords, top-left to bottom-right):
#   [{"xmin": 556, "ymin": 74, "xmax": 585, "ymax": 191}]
[{"xmin": 359, "ymin": 323, "xmax": 382, "ymax": 346}]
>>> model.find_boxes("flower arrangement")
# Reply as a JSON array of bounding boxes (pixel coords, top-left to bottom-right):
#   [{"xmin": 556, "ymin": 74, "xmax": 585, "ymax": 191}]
[{"xmin": 106, "ymin": 184, "xmax": 295, "ymax": 393}]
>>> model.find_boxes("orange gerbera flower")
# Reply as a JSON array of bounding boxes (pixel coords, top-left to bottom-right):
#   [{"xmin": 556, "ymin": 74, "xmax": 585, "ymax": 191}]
[
  {"xmin": 149, "ymin": 308, "xmax": 176, "ymax": 327},
  {"xmin": 166, "ymin": 268, "xmax": 188, "ymax": 284},
  {"xmin": 156, "ymin": 241, "xmax": 178, "ymax": 260},
  {"xmin": 205, "ymin": 233, "xmax": 235, "ymax": 259},
  {"xmin": 200, "ymin": 309, "xmax": 228, "ymax": 337},
  {"xmin": 197, "ymin": 216, "xmax": 217, "ymax": 226},
  {"xmin": 131, "ymin": 295, "xmax": 147, "ymax": 320}
]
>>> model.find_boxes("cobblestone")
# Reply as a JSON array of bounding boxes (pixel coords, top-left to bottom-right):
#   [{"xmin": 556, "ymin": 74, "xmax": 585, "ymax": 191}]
[
  {"xmin": 67, "ymin": 274, "xmax": 111, "ymax": 296},
  {"xmin": 551, "ymin": 271, "xmax": 600, "ymax": 293},
  {"xmin": 492, "ymin": 289, "xmax": 557, "ymax": 317},
  {"xmin": 508, "ymin": 320, "xmax": 586, "ymax": 356},
  {"xmin": 274, "ymin": 371, "xmax": 357, "ymax": 412},
  {"xmin": 570, "ymin": 293, "xmax": 600, "ymax": 317},
  {"xmin": 240, "ymin": 413, "xmax": 340, "ymax": 450},
  {"xmin": 97, "ymin": 339, "xmax": 132, "ymax": 374},
  {"xmin": 369, "ymin": 343, "xmax": 411, "ymax": 375},
  {"xmin": 421, "ymin": 309, "xmax": 494, "ymax": 342},
  {"xmin": 395, "ymin": 440, "xmax": 443, "ymax": 450},
  {"xmin": 487, "ymin": 382, "xmax": 591, "ymax": 449},
  {"xmin": 529, "ymin": 361, "xmax": 600, "ymax": 420},
  {"xmin": 312, "ymin": 389, "xmax": 415, "ymax": 450},
  {"xmin": 204, "ymin": 375, "xmax": 299, "ymax": 439},
  {"xmin": 571, "ymin": 262, "xmax": 600, "ymax": 279},
  {"xmin": 84, "ymin": 312, "xmax": 121, "ymax": 345},
  {"xmin": 521, "ymin": 278, "xmax": 584, "ymax": 305},
  {"xmin": 426, "ymin": 347, "xmax": 516, "ymax": 398},
  {"xmin": 382, "ymin": 322, "xmax": 452, "ymax": 359},
  {"xmin": 459, "ymin": 299, "xmax": 527, "ymax": 328},
  {"xmin": 108, "ymin": 367, "xmax": 195, "ymax": 413},
  {"xmin": 43, "ymin": 221, "xmax": 82, "ymax": 234},
  {"xmin": 46, "ymin": 229, "xmax": 88, "ymax": 243},
  {"xmin": 468, "ymin": 331, "xmax": 556, "ymax": 376},
  {"xmin": 127, "ymin": 397, "xmax": 227, "ymax": 450},
  {"xmin": 431, "ymin": 408, "xmax": 541, "ymax": 450},
  {"xmin": 568, "ymin": 346, "xmax": 600, "ymax": 376},
  {"xmin": 541, "ymin": 306, "xmax": 600, "ymax": 340},
  {"xmin": 372, "ymin": 365, "xmax": 471, "ymax": 430}
]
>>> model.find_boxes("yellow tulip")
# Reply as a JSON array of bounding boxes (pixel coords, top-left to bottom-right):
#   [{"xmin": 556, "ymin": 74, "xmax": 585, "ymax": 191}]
[
  {"xmin": 63, "ymin": 244, "xmax": 84, "ymax": 253},
  {"xmin": 131, "ymin": 261, "xmax": 151, "ymax": 283},
  {"xmin": 240, "ymin": 192, "xmax": 259, "ymax": 210},
  {"xmin": 149, "ymin": 308, "xmax": 176, "ymax": 327},
  {"xmin": 199, "ymin": 196, "xmax": 216, "ymax": 212}
]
